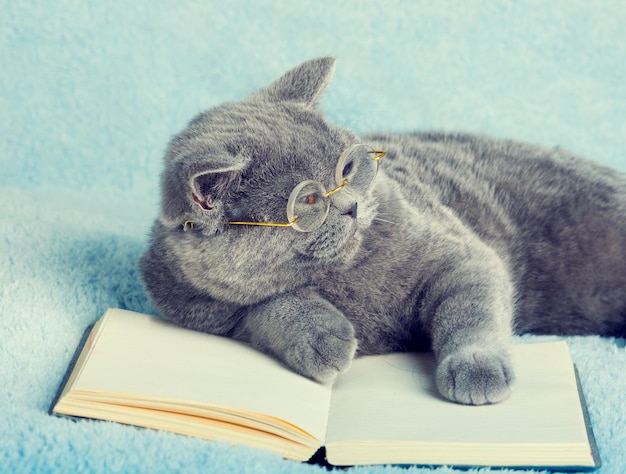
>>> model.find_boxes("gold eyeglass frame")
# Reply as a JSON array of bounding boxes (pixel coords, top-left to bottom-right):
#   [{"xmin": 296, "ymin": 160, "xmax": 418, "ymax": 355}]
[{"xmin": 183, "ymin": 146, "xmax": 386, "ymax": 232}]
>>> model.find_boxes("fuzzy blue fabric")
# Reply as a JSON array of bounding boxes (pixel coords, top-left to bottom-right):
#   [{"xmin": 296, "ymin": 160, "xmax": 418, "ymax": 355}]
[{"xmin": 1, "ymin": 1, "xmax": 625, "ymax": 473}]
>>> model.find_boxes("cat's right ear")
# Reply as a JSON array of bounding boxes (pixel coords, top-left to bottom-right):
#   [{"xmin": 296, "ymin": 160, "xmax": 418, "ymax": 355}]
[
  {"xmin": 160, "ymin": 159, "xmax": 246, "ymax": 228},
  {"xmin": 189, "ymin": 163, "xmax": 243, "ymax": 212},
  {"xmin": 252, "ymin": 57, "xmax": 336, "ymax": 108}
]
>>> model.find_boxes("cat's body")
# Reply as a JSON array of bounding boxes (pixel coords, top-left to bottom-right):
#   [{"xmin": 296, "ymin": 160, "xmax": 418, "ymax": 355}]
[{"xmin": 140, "ymin": 58, "xmax": 626, "ymax": 405}]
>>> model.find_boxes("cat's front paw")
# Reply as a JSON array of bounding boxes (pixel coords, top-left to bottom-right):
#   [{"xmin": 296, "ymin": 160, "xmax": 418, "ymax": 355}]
[
  {"xmin": 435, "ymin": 347, "xmax": 515, "ymax": 405},
  {"xmin": 286, "ymin": 315, "xmax": 357, "ymax": 384}
]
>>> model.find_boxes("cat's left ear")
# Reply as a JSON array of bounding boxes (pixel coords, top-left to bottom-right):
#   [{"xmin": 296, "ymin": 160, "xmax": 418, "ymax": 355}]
[
  {"xmin": 189, "ymin": 161, "xmax": 245, "ymax": 212},
  {"xmin": 253, "ymin": 57, "xmax": 336, "ymax": 108}
]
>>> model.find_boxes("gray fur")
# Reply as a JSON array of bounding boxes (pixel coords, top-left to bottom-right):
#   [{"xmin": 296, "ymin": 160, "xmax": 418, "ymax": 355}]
[{"xmin": 140, "ymin": 57, "xmax": 626, "ymax": 405}]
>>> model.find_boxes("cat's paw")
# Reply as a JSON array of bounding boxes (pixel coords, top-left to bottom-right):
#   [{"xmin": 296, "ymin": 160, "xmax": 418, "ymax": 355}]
[
  {"xmin": 435, "ymin": 347, "xmax": 515, "ymax": 405},
  {"xmin": 286, "ymin": 315, "xmax": 357, "ymax": 384}
]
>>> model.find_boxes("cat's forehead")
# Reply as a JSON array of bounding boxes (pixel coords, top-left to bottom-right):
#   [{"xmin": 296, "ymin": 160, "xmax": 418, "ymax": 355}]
[
  {"xmin": 205, "ymin": 101, "xmax": 331, "ymax": 143},
  {"xmin": 184, "ymin": 100, "xmax": 352, "ymax": 171}
]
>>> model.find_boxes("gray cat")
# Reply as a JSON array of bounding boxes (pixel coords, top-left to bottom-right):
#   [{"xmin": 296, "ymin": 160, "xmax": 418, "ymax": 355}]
[{"xmin": 139, "ymin": 57, "xmax": 626, "ymax": 405}]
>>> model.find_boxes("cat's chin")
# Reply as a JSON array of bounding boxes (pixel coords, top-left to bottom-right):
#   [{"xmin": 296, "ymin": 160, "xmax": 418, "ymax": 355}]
[
  {"xmin": 321, "ymin": 225, "xmax": 363, "ymax": 265},
  {"xmin": 339, "ymin": 225, "xmax": 362, "ymax": 255},
  {"xmin": 298, "ymin": 224, "xmax": 360, "ymax": 264}
]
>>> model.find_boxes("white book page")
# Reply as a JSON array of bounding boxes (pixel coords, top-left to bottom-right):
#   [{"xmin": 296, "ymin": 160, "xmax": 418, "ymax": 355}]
[
  {"xmin": 70, "ymin": 309, "xmax": 331, "ymax": 443},
  {"xmin": 325, "ymin": 341, "xmax": 589, "ymax": 446}
]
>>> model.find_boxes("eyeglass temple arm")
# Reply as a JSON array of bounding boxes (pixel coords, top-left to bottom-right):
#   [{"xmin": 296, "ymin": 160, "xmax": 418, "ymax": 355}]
[
  {"xmin": 369, "ymin": 150, "xmax": 386, "ymax": 161},
  {"xmin": 228, "ymin": 221, "xmax": 294, "ymax": 227},
  {"xmin": 183, "ymin": 217, "xmax": 299, "ymax": 230},
  {"xmin": 228, "ymin": 216, "xmax": 299, "ymax": 227}
]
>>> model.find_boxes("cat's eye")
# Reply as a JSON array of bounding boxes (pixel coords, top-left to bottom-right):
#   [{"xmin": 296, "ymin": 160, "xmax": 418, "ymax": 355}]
[
  {"xmin": 287, "ymin": 181, "xmax": 329, "ymax": 232},
  {"xmin": 302, "ymin": 193, "xmax": 321, "ymax": 205},
  {"xmin": 226, "ymin": 144, "xmax": 386, "ymax": 232},
  {"xmin": 342, "ymin": 161, "xmax": 354, "ymax": 178},
  {"xmin": 334, "ymin": 144, "xmax": 384, "ymax": 194}
]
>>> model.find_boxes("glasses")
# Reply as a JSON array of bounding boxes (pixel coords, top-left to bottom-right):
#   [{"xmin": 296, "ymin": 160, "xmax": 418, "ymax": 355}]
[{"xmin": 227, "ymin": 144, "xmax": 386, "ymax": 232}]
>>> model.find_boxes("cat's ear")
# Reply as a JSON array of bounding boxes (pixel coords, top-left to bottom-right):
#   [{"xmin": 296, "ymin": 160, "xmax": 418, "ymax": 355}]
[
  {"xmin": 189, "ymin": 161, "xmax": 245, "ymax": 211},
  {"xmin": 160, "ymin": 158, "xmax": 246, "ymax": 227},
  {"xmin": 253, "ymin": 57, "xmax": 336, "ymax": 108}
]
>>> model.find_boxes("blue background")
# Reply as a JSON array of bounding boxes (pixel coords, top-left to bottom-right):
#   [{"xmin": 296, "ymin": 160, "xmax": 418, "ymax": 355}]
[{"xmin": 1, "ymin": 2, "xmax": 624, "ymax": 473}]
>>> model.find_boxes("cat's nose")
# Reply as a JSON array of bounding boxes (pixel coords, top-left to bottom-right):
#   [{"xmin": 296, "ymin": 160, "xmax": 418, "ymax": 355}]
[{"xmin": 342, "ymin": 202, "xmax": 358, "ymax": 219}]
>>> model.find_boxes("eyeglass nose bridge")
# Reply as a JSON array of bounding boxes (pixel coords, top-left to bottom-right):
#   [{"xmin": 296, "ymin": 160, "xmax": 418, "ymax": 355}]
[{"xmin": 323, "ymin": 178, "xmax": 348, "ymax": 198}]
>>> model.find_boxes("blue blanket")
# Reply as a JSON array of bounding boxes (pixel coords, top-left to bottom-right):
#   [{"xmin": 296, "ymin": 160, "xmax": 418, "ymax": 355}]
[{"xmin": 1, "ymin": 1, "xmax": 624, "ymax": 473}]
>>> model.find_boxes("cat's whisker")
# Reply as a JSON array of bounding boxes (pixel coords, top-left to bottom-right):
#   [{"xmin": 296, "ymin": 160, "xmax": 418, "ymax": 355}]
[
  {"xmin": 376, "ymin": 195, "xmax": 450, "ymax": 209},
  {"xmin": 373, "ymin": 217, "xmax": 398, "ymax": 226},
  {"xmin": 374, "ymin": 198, "xmax": 408, "ymax": 204},
  {"xmin": 376, "ymin": 197, "xmax": 426, "ymax": 206}
]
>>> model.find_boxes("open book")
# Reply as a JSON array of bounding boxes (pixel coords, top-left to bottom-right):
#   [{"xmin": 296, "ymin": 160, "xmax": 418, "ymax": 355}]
[{"xmin": 52, "ymin": 308, "xmax": 600, "ymax": 469}]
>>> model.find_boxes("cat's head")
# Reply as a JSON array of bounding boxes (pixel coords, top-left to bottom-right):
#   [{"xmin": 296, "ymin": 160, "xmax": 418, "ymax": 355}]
[{"xmin": 159, "ymin": 57, "xmax": 380, "ymax": 265}]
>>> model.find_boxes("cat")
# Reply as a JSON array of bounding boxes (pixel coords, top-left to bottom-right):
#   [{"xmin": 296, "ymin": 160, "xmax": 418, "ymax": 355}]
[{"xmin": 139, "ymin": 57, "xmax": 626, "ymax": 405}]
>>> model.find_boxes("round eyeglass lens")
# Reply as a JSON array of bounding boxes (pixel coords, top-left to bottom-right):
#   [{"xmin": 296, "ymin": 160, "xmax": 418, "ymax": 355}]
[
  {"xmin": 287, "ymin": 180, "xmax": 330, "ymax": 232},
  {"xmin": 335, "ymin": 144, "xmax": 379, "ymax": 193}
]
